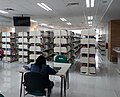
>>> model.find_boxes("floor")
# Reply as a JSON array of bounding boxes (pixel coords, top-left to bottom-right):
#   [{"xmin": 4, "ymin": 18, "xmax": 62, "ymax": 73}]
[{"xmin": 0, "ymin": 53, "xmax": 120, "ymax": 97}]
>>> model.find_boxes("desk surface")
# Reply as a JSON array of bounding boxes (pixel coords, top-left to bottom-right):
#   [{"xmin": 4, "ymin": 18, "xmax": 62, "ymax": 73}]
[
  {"xmin": 48, "ymin": 62, "xmax": 71, "ymax": 76},
  {"xmin": 113, "ymin": 47, "xmax": 120, "ymax": 53},
  {"xmin": 17, "ymin": 62, "xmax": 71, "ymax": 76}
]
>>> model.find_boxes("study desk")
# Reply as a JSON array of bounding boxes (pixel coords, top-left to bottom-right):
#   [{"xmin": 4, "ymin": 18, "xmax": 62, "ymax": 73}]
[
  {"xmin": 17, "ymin": 62, "xmax": 71, "ymax": 97},
  {"xmin": 113, "ymin": 47, "xmax": 120, "ymax": 63},
  {"xmin": 113, "ymin": 47, "xmax": 120, "ymax": 72}
]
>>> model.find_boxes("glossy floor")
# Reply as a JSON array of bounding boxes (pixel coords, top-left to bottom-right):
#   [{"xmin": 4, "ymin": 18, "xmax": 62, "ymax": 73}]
[{"xmin": 0, "ymin": 55, "xmax": 120, "ymax": 97}]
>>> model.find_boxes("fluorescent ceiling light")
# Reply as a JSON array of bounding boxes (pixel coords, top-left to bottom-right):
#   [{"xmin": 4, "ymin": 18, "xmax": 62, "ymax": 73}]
[
  {"xmin": 41, "ymin": 3, "xmax": 52, "ymax": 11},
  {"xmin": 37, "ymin": 3, "xmax": 52, "ymax": 11},
  {"xmin": 88, "ymin": 21, "xmax": 92, "ymax": 24},
  {"xmin": 66, "ymin": 22, "xmax": 72, "ymax": 25},
  {"xmin": 37, "ymin": 3, "xmax": 49, "ymax": 11},
  {"xmin": 30, "ymin": 19, "xmax": 37, "ymax": 23},
  {"xmin": 90, "ymin": 16, "xmax": 93, "ymax": 20},
  {"xmin": 88, "ymin": 16, "xmax": 93, "ymax": 20},
  {"xmin": 86, "ymin": 0, "xmax": 95, "ymax": 8},
  {"xmin": 60, "ymin": 18, "xmax": 67, "ymax": 21},
  {"xmin": 86, "ymin": 0, "xmax": 90, "ymax": 8},
  {"xmin": 91, "ymin": 0, "xmax": 95, "ymax": 7},
  {"xmin": 0, "ymin": 10, "xmax": 8, "ymax": 14},
  {"xmin": 88, "ymin": 16, "xmax": 91, "ymax": 20},
  {"xmin": 40, "ymin": 23, "xmax": 54, "ymax": 28},
  {"xmin": 89, "ymin": 25, "xmax": 92, "ymax": 26},
  {"xmin": 49, "ymin": 25, "xmax": 54, "ymax": 28},
  {"xmin": 41, "ymin": 23, "xmax": 48, "ymax": 26}
]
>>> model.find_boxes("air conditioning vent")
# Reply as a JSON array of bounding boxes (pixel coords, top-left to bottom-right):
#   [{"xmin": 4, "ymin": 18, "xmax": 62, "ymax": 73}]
[
  {"xmin": 102, "ymin": 0, "xmax": 107, "ymax": 4},
  {"xmin": 66, "ymin": 2, "xmax": 80, "ymax": 7},
  {"xmin": 4, "ymin": 8, "xmax": 15, "ymax": 11}
]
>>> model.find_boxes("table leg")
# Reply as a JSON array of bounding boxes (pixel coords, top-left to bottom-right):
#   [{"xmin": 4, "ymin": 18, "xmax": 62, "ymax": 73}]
[
  {"xmin": 20, "ymin": 72, "xmax": 24, "ymax": 97},
  {"xmin": 66, "ymin": 70, "xmax": 69, "ymax": 89},
  {"xmin": 118, "ymin": 54, "xmax": 120, "ymax": 70},
  {"xmin": 64, "ymin": 76, "xmax": 66, "ymax": 97},
  {"xmin": 60, "ymin": 76, "xmax": 64, "ymax": 97},
  {"xmin": 2, "ymin": 60, "xmax": 4, "ymax": 68}
]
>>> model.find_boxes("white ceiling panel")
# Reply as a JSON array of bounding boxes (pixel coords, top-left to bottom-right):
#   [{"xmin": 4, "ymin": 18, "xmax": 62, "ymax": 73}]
[
  {"xmin": 101, "ymin": 0, "xmax": 120, "ymax": 23},
  {"xmin": 0, "ymin": 0, "xmax": 119, "ymax": 29}
]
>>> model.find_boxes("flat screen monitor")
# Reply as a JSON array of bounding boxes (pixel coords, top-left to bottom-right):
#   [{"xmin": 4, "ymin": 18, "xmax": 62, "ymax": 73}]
[{"xmin": 13, "ymin": 16, "xmax": 31, "ymax": 26}]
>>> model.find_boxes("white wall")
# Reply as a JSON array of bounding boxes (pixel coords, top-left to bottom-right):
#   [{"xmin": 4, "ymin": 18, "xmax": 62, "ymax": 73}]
[
  {"xmin": 102, "ymin": 24, "xmax": 108, "ymax": 43},
  {"xmin": 15, "ymin": 27, "xmax": 30, "ymax": 32},
  {"xmin": 98, "ymin": 24, "xmax": 108, "ymax": 43}
]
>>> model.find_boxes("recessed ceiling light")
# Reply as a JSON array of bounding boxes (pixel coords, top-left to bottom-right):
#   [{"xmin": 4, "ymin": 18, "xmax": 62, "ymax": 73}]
[
  {"xmin": 88, "ymin": 16, "xmax": 93, "ymax": 20},
  {"xmin": 86, "ymin": 0, "xmax": 95, "ymax": 8},
  {"xmin": 88, "ymin": 21, "xmax": 92, "ymax": 24},
  {"xmin": 86, "ymin": 0, "xmax": 90, "ymax": 8},
  {"xmin": 91, "ymin": 16, "xmax": 93, "ymax": 20},
  {"xmin": 89, "ymin": 25, "xmax": 92, "ymax": 26},
  {"xmin": 91, "ymin": 0, "xmax": 95, "ymax": 7},
  {"xmin": 37, "ymin": 3, "xmax": 52, "ymax": 11},
  {"xmin": 0, "ymin": 10, "xmax": 8, "ymax": 14},
  {"xmin": 67, "ymin": 22, "xmax": 72, "ymax": 25},
  {"xmin": 88, "ymin": 16, "xmax": 91, "ymax": 20},
  {"xmin": 60, "ymin": 18, "xmax": 67, "ymax": 21}
]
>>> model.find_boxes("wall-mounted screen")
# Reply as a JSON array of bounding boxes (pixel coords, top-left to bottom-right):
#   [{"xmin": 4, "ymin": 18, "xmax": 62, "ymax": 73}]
[{"xmin": 13, "ymin": 16, "xmax": 31, "ymax": 26}]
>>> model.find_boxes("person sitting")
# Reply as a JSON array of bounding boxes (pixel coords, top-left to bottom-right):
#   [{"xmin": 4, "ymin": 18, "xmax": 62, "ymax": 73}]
[
  {"xmin": 31, "ymin": 55, "xmax": 58, "ymax": 97},
  {"xmin": 0, "ymin": 48, "xmax": 4, "ymax": 61}
]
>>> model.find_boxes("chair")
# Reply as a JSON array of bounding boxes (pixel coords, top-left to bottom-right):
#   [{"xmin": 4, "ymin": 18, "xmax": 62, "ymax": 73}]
[
  {"xmin": 0, "ymin": 93, "xmax": 4, "ymax": 97},
  {"xmin": 23, "ymin": 72, "xmax": 48, "ymax": 97},
  {"xmin": 55, "ymin": 54, "xmax": 67, "ymax": 63}
]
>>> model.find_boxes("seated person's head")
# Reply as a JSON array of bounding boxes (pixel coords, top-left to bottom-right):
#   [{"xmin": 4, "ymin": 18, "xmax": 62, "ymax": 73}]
[{"xmin": 35, "ymin": 55, "xmax": 46, "ymax": 66}]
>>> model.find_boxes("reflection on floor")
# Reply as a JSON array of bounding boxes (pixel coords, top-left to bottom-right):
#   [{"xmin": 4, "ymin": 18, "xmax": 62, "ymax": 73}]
[{"xmin": 0, "ymin": 54, "xmax": 120, "ymax": 97}]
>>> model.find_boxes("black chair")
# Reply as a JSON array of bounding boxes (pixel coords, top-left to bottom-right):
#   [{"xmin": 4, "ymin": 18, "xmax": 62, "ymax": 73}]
[{"xmin": 23, "ymin": 72, "xmax": 48, "ymax": 97}]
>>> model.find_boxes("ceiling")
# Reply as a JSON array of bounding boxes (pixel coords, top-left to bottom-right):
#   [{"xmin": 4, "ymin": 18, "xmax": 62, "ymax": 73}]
[{"xmin": 0, "ymin": 0, "xmax": 119, "ymax": 29}]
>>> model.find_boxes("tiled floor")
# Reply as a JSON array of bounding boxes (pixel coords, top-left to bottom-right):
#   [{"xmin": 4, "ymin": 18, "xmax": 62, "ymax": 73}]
[{"xmin": 0, "ymin": 53, "xmax": 120, "ymax": 97}]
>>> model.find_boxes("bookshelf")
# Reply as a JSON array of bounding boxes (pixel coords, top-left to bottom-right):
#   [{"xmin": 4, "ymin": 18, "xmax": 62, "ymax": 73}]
[
  {"xmin": 98, "ymin": 34, "xmax": 106, "ymax": 56},
  {"xmin": 2, "ymin": 32, "xmax": 18, "ymax": 62},
  {"xmin": 17, "ymin": 32, "xmax": 29, "ymax": 63},
  {"xmin": 54, "ymin": 30, "xmax": 75, "ymax": 63},
  {"xmin": 0, "ymin": 32, "xmax": 2, "ymax": 47},
  {"xmin": 29, "ymin": 31, "xmax": 43, "ymax": 63},
  {"xmin": 29, "ymin": 30, "xmax": 54, "ymax": 64},
  {"xmin": 72, "ymin": 33, "xmax": 81, "ymax": 58},
  {"xmin": 80, "ymin": 29, "xmax": 96, "ymax": 74},
  {"xmin": 43, "ymin": 31, "xmax": 54, "ymax": 61}
]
